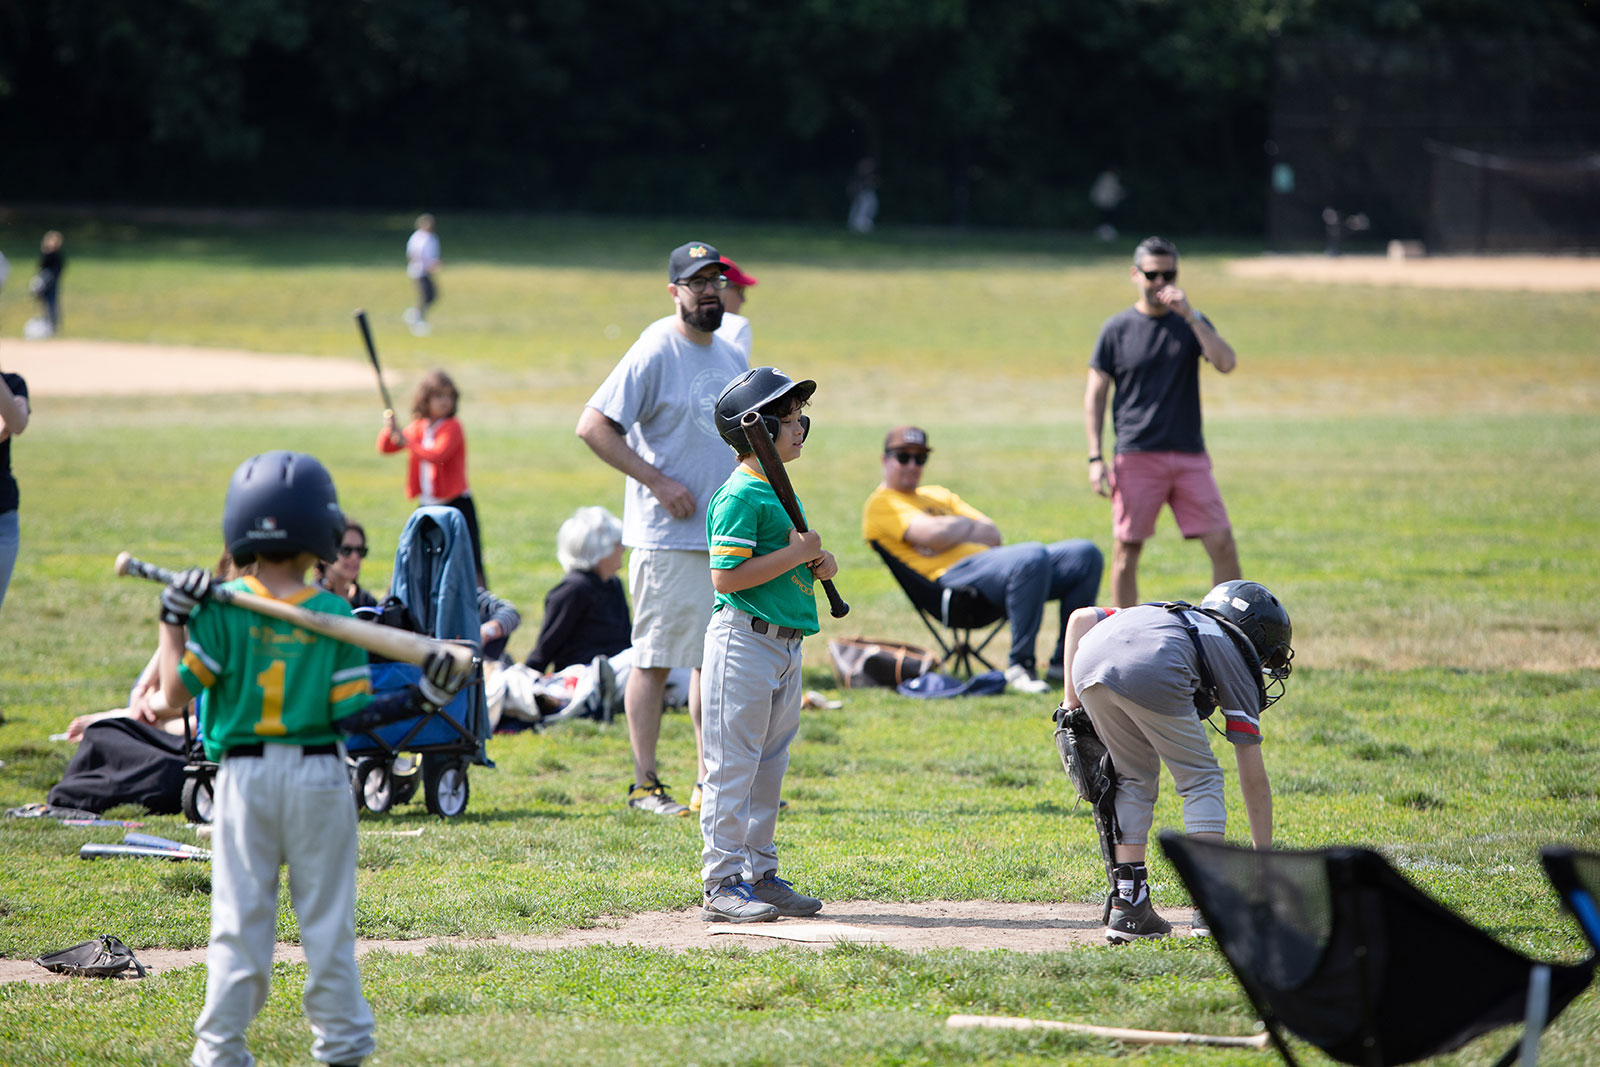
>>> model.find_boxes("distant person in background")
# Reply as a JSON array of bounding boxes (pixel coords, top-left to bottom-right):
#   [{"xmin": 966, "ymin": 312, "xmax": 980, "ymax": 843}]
[
  {"xmin": 403, "ymin": 214, "xmax": 440, "ymax": 336},
  {"xmin": 716, "ymin": 256, "xmax": 758, "ymax": 358},
  {"xmin": 1085, "ymin": 236, "xmax": 1240, "ymax": 607},
  {"xmin": 847, "ymin": 158, "xmax": 879, "ymax": 234},
  {"xmin": 314, "ymin": 520, "xmax": 379, "ymax": 611},
  {"xmin": 379, "ymin": 369, "xmax": 488, "ymax": 587},
  {"xmin": 0, "ymin": 355, "xmax": 30, "ymax": 614},
  {"xmin": 1089, "ymin": 170, "xmax": 1126, "ymax": 242},
  {"xmin": 31, "ymin": 231, "xmax": 65, "ymax": 336}
]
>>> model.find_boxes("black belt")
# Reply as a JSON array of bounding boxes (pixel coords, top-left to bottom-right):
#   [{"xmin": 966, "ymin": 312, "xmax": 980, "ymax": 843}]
[
  {"xmin": 224, "ymin": 742, "xmax": 339, "ymax": 760},
  {"xmin": 719, "ymin": 605, "xmax": 802, "ymax": 641},
  {"xmin": 749, "ymin": 617, "xmax": 802, "ymax": 640}
]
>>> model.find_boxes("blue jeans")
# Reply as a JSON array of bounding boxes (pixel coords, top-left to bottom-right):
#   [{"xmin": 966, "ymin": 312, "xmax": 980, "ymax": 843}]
[
  {"xmin": 0, "ymin": 509, "xmax": 18, "ymax": 615},
  {"xmin": 940, "ymin": 539, "xmax": 1103, "ymax": 671}
]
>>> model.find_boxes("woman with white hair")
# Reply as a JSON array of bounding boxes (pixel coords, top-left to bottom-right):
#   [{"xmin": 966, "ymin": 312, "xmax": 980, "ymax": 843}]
[{"xmin": 525, "ymin": 506, "xmax": 631, "ymax": 673}]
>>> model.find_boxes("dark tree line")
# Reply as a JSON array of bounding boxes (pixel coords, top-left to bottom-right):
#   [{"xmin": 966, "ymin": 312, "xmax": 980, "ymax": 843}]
[{"xmin": 1, "ymin": 0, "xmax": 1594, "ymax": 232}]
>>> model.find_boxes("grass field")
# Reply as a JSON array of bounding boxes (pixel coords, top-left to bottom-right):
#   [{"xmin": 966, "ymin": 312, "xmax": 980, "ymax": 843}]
[{"xmin": 1, "ymin": 209, "xmax": 1598, "ymax": 1065}]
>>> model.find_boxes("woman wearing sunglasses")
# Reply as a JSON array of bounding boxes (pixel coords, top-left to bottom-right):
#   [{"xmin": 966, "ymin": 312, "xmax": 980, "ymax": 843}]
[{"xmin": 315, "ymin": 520, "xmax": 379, "ymax": 610}]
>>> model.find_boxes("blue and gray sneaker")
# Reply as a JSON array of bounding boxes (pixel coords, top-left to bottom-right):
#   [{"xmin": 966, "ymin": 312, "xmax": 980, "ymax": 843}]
[
  {"xmin": 751, "ymin": 871, "xmax": 823, "ymax": 916},
  {"xmin": 702, "ymin": 877, "xmax": 780, "ymax": 923}
]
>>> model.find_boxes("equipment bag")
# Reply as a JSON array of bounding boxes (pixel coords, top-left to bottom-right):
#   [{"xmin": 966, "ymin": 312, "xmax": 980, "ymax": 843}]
[
  {"xmin": 826, "ymin": 636, "xmax": 936, "ymax": 689},
  {"xmin": 34, "ymin": 935, "xmax": 146, "ymax": 979}
]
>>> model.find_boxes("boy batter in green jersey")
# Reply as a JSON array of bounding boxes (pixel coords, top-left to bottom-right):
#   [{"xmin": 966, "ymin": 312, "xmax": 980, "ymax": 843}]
[
  {"xmin": 156, "ymin": 452, "xmax": 465, "ymax": 1067},
  {"xmin": 698, "ymin": 369, "xmax": 838, "ymax": 922}
]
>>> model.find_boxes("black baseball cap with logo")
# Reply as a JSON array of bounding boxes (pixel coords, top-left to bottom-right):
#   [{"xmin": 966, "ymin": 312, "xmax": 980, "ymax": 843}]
[{"xmin": 668, "ymin": 241, "xmax": 723, "ymax": 282}]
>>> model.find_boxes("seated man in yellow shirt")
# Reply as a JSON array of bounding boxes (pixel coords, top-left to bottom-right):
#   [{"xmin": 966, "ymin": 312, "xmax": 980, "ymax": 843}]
[{"xmin": 862, "ymin": 426, "xmax": 1103, "ymax": 692}]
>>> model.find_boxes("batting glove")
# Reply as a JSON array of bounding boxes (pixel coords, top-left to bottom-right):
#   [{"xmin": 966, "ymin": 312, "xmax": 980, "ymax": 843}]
[
  {"xmin": 159, "ymin": 567, "xmax": 212, "ymax": 625},
  {"xmin": 416, "ymin": 648, "xmax": 467, "ymax": 711}
]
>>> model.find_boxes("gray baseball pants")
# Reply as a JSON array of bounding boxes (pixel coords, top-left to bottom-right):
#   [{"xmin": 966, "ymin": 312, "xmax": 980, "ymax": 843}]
[
  {"xmin": 699, "ymin": 606, "xmax": 802, "ymax": 891},
  {"xmin": 1079, "ymin": 684, "xmax": 1226, "ymax": 844},
  {"xmin": 192, "ymin": 744, "xmax": 375, "ymax": 1067}
]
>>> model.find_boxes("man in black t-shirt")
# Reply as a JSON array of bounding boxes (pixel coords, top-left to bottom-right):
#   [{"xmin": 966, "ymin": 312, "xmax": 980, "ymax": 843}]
[{"xmin": 1084, "ymin": 236, "xmax": 1241, "ymax": 606}]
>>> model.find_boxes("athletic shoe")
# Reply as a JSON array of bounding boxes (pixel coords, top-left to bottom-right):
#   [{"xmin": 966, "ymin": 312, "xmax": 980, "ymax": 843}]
[
  {"xmin": 410, "ymin": 320, "xmax": 431, "ymax": 337},
  {"xmin": 1189, "ymin": 909, "xmax": 1211, "ymax": 938},
  {"xmin": 751, "ymin": 872, "xmax": 822, "ymax": 916},
  {"xmin": 1105, "ymin": 891, "xmax": 1172, "ymax": 942},
  {"xmin": 1004, "ymin": 664, "xmax": 1051, "ymax": 694},
  {"xmin": 702, "ymin": 877, "xmax": 780, "ymax": 923},
  {"xmin": 626, "ymin": 774, "xmax": 689, "ymax": 817},
  {"xmin": 689, "ymin": 782, "xmax": 704, "ymax": 812},
  {"xmin": 402, "ymin": 307, "xmax": 420, "ymax": 325},
  {"xmin": 1045, "ymin": 662, "xmax": 1066, "ymax": 686}
]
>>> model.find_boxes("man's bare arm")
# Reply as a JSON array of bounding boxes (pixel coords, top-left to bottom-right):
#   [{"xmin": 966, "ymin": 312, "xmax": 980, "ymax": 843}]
[
  {"xmin": 575, "ymin": 405, "xmax": 694, "ymax": 519},
  {"xmin": 1085, "ymin": 368, "xmax": 1111, "ymax": 496},
  {"xmin": 902, "ymin": 513, "xmax": 1002, "ymax": 553}
]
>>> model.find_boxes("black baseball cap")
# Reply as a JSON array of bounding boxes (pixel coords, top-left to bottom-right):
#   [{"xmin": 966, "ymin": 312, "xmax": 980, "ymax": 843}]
[{"xmin": 668, "ymin": 241, "xmax": 723, "ymax": 282}]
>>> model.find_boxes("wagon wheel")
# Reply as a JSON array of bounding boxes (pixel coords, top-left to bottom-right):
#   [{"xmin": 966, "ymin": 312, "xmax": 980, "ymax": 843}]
[
  {"xmin": 354, "ymin": 757, "xmax": 394, "ymax": 813},
  {"xmin": 423, "ymin": 756, "xmax": 470, "ymax": 817}
]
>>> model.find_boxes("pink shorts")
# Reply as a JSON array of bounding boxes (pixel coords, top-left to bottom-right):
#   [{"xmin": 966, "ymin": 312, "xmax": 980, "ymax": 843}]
[{"xmin": 1111, "ymin": 451, "xmax": 1230, "ymax": 543}]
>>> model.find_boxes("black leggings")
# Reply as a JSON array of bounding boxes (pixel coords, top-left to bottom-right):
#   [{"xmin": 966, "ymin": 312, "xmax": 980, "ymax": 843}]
[{"xmin": 443, "ymin": 493, "xmax": 486, "ymax": 587}]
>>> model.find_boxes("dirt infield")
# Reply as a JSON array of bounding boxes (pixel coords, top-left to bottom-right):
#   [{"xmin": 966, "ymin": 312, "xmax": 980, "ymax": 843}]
[
  {"xmin": 1, "ymin": 899, "xmax": 1194, "ymax": 984},
  {"xmin": 1226, "ymin": 253, "xmax": 1600, "ymax": 291},
  {"xmin": 1, "ymin": 338, "xmax": 378, "ymax": 397}
]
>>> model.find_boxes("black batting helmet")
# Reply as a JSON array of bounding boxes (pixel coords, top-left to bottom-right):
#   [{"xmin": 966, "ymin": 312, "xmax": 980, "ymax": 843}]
[
  {"xmin": 714, "ymin": 367, "xmax": 817, "ymax": 454},
  {"xmin": 222, "ymin": 451, "xmax": 345, "ymax": 565},
  {"xmin": 1200, "ymin": 580, "xmax": 1294, "ymax": 679}
]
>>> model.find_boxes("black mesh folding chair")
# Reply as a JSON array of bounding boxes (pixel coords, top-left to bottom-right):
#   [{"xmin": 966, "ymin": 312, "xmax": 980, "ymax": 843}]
[
  {"xmin": 869, "ymin": 540, "xmax": 1005, "ymax": 677},
  {"xmin": 1541, "ymin": 847, "xmax": 1600, "ymax": 953},
  {"xmin": 1161, "ymin": 832, "xmax": 1597, "ymax": 1067}
]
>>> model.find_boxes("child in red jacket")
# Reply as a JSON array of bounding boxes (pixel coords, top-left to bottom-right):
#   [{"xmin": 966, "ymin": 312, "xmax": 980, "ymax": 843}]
[{"xmin": 379, "ymin": 369, "xmax": 487, "ymax": 584}]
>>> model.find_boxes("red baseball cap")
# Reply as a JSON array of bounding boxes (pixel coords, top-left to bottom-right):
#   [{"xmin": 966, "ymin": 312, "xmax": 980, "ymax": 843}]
[{"xmin": 719, "ymin": 256, "xmax": 759, "ymax": 288}]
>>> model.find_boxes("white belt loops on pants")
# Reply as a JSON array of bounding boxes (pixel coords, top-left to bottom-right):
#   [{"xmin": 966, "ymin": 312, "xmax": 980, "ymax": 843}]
[{"xmin": 716, "ymin": 605, "xmax": 802, "ymax": 642}]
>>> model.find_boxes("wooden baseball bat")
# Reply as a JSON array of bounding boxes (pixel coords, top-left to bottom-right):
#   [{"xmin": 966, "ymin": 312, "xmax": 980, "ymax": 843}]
[
  {"xmin": 946, "ymin": 1015, "xmax": 1270, "ymax": 1049},
  {"xmin": 739, "ymin": 412, "xmax": 849, "ymax": 618},
  {"xmin": 353, "ymin": 309, "xmax": 397, "ymax": 417},
  {"xmin": 114, "ymin": 552, "xmax": 473, "ymax": 675}
]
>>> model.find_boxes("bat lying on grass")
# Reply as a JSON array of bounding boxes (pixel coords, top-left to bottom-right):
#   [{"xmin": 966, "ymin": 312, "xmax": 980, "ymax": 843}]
[
  {"xmin": 80, "ymin": 842, "xmax": 212, "ymax": 862},
  {"xmin": 114, "ymin": 552, "xmax": 472, "ymax": 675},
  {"xmin": 946, "ymin": 1014, "xmax": 1270, "ymax": 1049}
]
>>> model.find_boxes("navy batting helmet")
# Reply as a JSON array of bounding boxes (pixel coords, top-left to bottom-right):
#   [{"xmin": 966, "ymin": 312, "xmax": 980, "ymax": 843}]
[
  {"xmin": 222, "ymin": 451, "xmax": 345, "ymax": 565},
  {"xmin": 1200, "ymin": 580, "xmax": 1294, "ymax": 679},
  {"xmin": 714, "ymin": 367, "xmax": 816, "ymax": 454}
]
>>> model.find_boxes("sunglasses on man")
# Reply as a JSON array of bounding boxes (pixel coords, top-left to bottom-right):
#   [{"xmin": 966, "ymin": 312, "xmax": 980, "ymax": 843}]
[
  {"xmin": 338, "ymin": 544, "xmax": 369, "ymax": 558},
  {"xmin": 1140, "ymin": 269, "xmax": 1178, "ymax": 282},
  {"xmin": 888, "ymin": 451, "xmax": 928, "ymax": 466}
]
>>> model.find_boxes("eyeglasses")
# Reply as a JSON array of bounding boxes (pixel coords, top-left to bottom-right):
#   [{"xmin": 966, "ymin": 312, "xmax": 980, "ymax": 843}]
[
  {"xmin": 338, "ymin": 545, "xmax": 369, "ymax": 558},
  {"xmin": 1140, "ymin": 269, "xmax": 1178, "ymax": 282},
  {"xmin": 889, "ymin": 451, "xmax": 928, "ymax": 466},
  {"xmin": 677, "ymin": 273, "xmax": 728, "ymax": 294}
]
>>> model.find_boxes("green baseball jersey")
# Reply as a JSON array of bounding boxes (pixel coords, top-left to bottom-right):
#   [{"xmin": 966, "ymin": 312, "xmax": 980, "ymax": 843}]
[
  {"xmin": 707, "ymin": 466, "xmax": 820, "ymax": 635},
  {"xmin": 178, "ymin": 577, "xmax": 372, "ymax": 761}
]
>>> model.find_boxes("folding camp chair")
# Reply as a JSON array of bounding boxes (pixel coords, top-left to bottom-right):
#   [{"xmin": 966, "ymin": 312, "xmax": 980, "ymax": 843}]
[
  {"xmin": 869, "ymin": 540, "xmax": 1005, "ymax": 677},
  {"xmin": 1160, "ymin": 832, "xmax": 1596, "ymax": 1067},
  {"xmin": 1542, "ymin": 846, "xmax": 1600, "ymax": 953}
]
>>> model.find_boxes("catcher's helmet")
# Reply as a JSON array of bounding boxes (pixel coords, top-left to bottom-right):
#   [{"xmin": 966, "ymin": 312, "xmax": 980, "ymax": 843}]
[
  {"xmin": 222, "ymin": 451, "xmax": 345, "ymax": 565},
  {"xmin": 1199, "ymin": 580, "xmax": 1294, "ymax": 679},
  {"xmin": 714, "ymin": 366, "xmax": 816, "ymax": 454}
]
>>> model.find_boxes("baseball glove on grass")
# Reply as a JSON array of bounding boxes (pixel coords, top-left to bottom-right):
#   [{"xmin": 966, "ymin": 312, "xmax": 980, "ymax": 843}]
[{"xmin": 34, "ymin": 935, "xmax": 147, "ymax": 979}]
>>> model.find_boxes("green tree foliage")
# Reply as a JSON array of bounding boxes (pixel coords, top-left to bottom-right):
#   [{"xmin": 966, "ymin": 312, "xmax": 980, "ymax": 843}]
[{"xmin": 0, "ymin": 0, "xmax": 1593, "ymax": 230}]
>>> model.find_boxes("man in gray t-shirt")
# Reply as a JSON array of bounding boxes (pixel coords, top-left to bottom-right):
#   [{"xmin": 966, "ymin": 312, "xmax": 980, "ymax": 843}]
[
  {"xmin": 578, "ymin": 241, "xmax": 750, "ymax": 817},
  {"xmin": 1060, "ymin": 580, "xmax": 1293, "ymax": 942}
]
